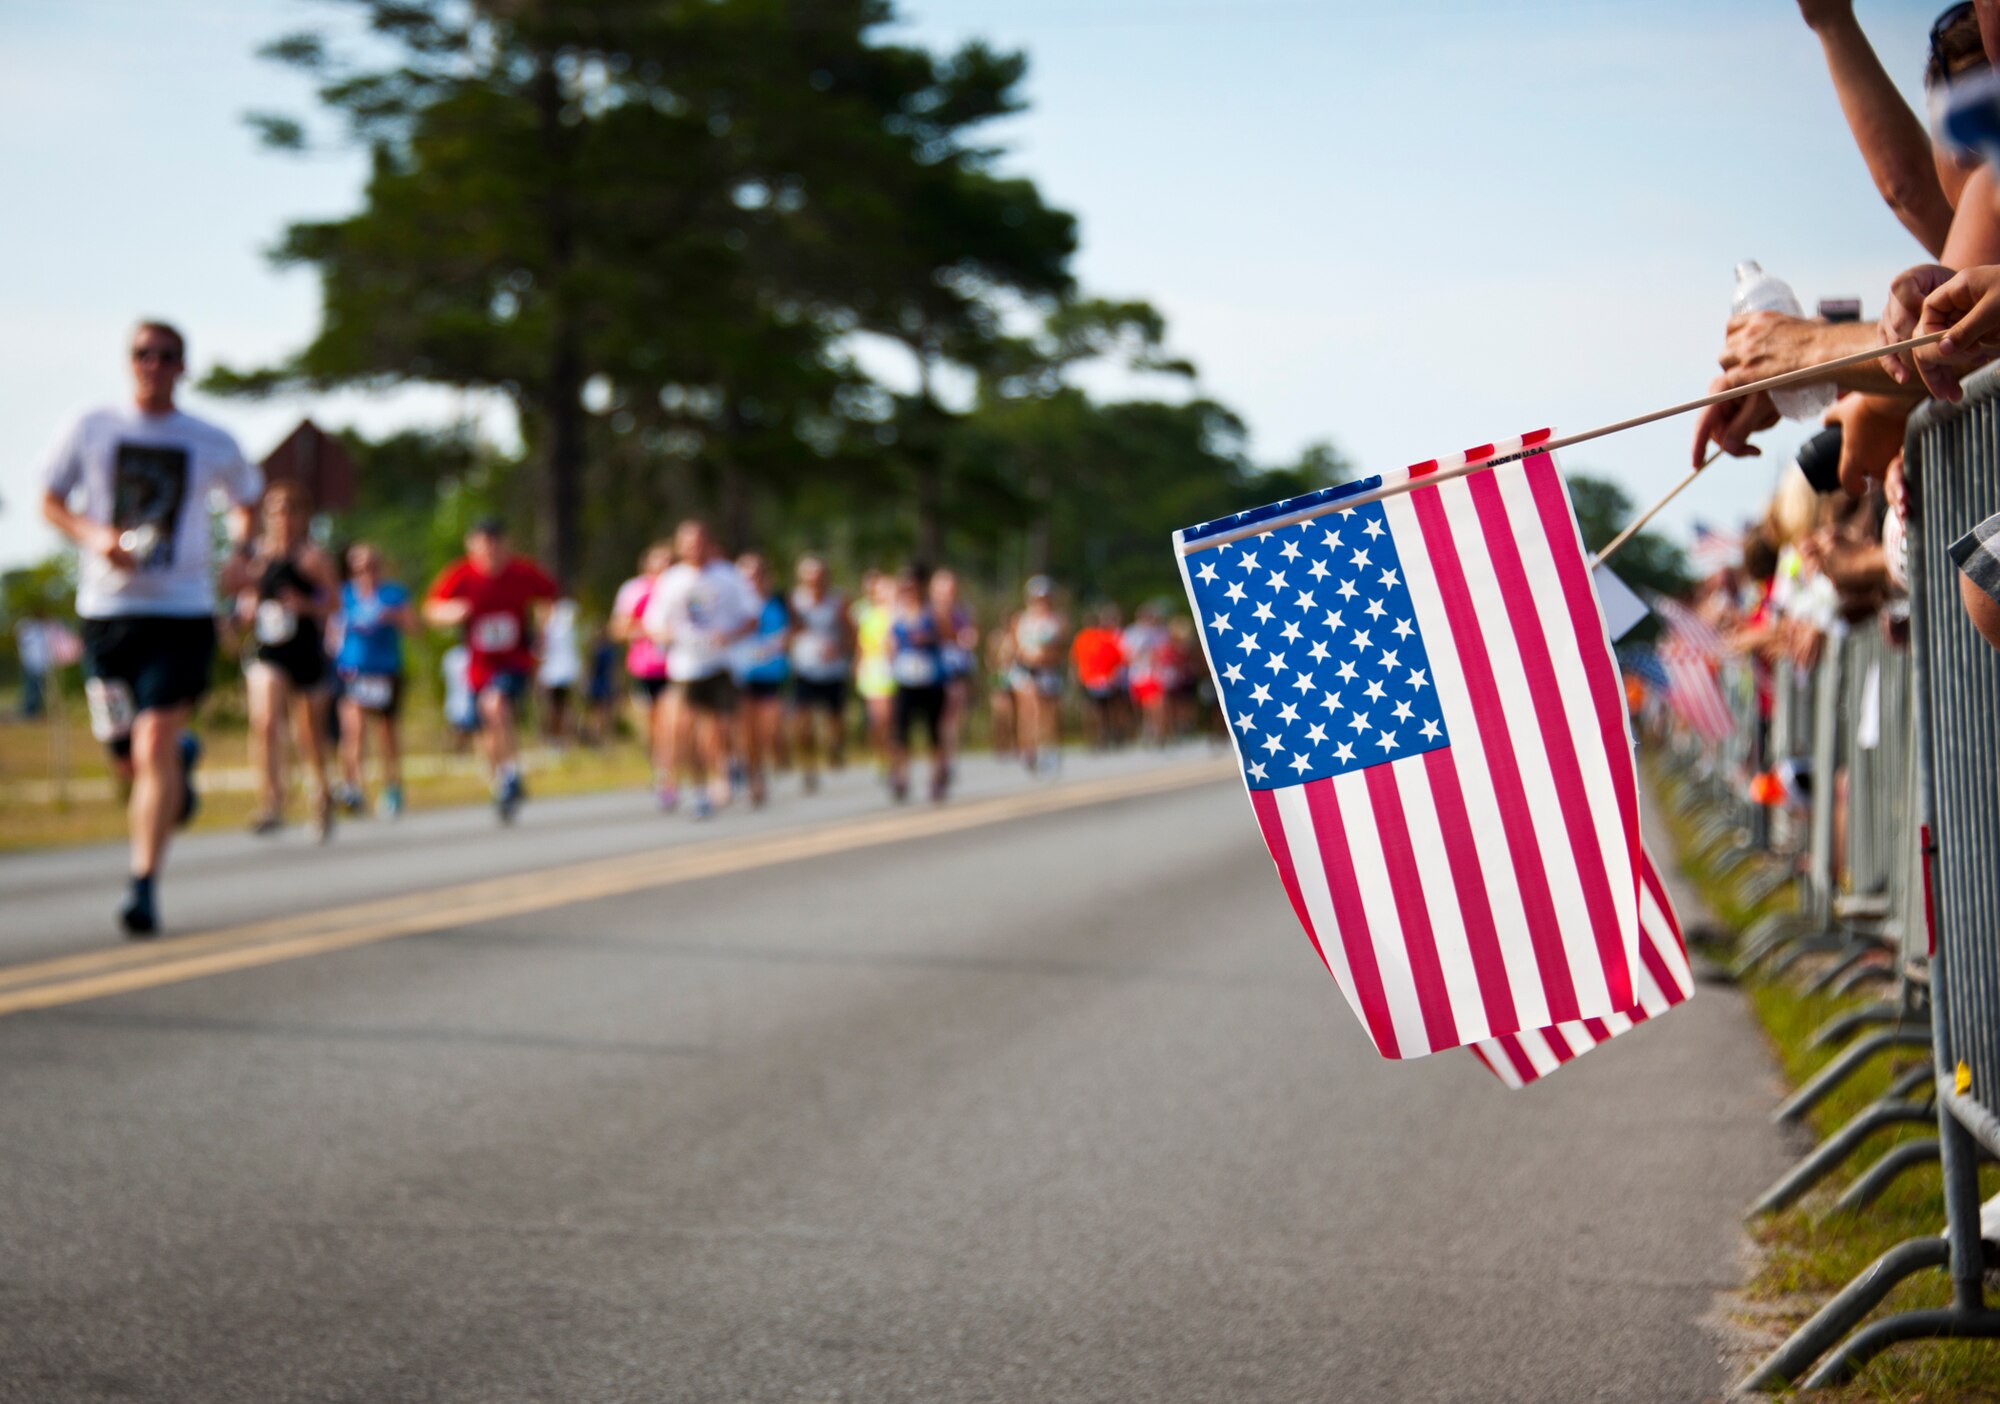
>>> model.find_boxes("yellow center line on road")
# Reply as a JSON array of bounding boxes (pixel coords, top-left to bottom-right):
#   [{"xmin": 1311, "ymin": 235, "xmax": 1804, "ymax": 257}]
[{"xmin": 0, "ymin": 758, "xmax": 1235, "ymax": 1020}]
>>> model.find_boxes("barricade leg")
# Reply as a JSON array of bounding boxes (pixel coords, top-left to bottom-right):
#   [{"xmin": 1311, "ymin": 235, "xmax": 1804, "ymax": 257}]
[
  {"xmin": 1747, "ymin": 1101, "xmax": 1936, "ymax": 1217},
  {"xmin": 1799, "ymin": 1099, "xmax": 2000, "ymax": 1388},
  {"xmin": 1831, "ymin": 1138, "xmax": 1940, "ymax": 1214},
  {"xmin": 1773, "ymin": 1029, "xmax": 1933, "ymax": 1124},
  {"xmin": 1801, "ymin": 938, "xmax": 1890, "ymax": 996},
  {"xmin": 1737, "ymin": 1237, "xmax": 1951, "ymax": 1391},
  {"xmin": 1809, "ymin": 1002, "xmax": 1903, "ymax": 1050},
  {"xmin": 1829, "ymin": 959, "xmax": 1896, "ymax": 999}
]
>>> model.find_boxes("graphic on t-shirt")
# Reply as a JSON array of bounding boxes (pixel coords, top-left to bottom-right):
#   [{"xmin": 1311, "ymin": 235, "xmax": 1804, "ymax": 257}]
[{"xmin": 111, "ymin": 442, "xmax": 190, "ymax": 571}]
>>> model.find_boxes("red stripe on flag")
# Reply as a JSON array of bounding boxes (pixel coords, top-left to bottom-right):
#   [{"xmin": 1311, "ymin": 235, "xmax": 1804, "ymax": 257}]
[
  {"xmin": 1521, "ymin": 428, "xmax": 1552, "ymax": 446},
  {"xmin": 1468, "ymin": 469, "xmax": 1634, "ymax": 1012},
  {"xmin": 1526, "ymin": 453, "xmax": 1643, "ymax": 955},
  {"xmin": 1582, "ymin": 1017, "xmax": 1612, "ymax": 1041},
  {"xmin": 1304, "ymin": 779, "xmax": 1402, "ymax": 1058},
  {"xmin": 1498, "ymin": 1035, "xmax": 1539, "ymax": 1083},
  {"xmin": 1421, "ymin": 747, "xmax": 1520, "ymax": 1036},
  {"xmin": 1408, "ymin": 459, "xmax": 1439, "ymax": 478},
  {"xmin": 1366, "ymin": 765, "xmax": 1461, "ymax": 1052},
  {"xmin": 1542, "ymin": 1023, "xmax": 1578, "ymax": 1063},
  {"xmin": 1640, "ymin": 855, "xmax": 1684, "ymax": 948},
  {"xmin": 1408, "ymin": 484, "xmax": 1582, "ymax": 1022},
  {"xmin": 1639, "ymin": 935, "xmax": 1684, "ymax": 1011},
  {"xmin": 1250, "ymin": 789, "xmax": 1334, "ymax": 978},
  {"xmin": 1462, "ymin": 442, "xmax": 1495, "ymax": 462}
]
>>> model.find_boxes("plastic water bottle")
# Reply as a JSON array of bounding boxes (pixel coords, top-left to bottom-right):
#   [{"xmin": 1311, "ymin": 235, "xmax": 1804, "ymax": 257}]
[{"xmin": 1732, "ymin": 261, "xmax": 1836, "ymax": 422}]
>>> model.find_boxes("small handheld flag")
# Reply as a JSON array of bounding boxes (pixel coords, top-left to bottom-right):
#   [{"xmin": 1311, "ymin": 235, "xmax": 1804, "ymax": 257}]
[{"xmin": 1175, "ymin": 433, "xmax": 1643, "ymax": 1059}]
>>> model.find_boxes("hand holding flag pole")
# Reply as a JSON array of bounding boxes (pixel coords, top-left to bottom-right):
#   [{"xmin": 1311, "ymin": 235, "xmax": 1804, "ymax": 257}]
[{"xmin": 1179, "ymin": 329, "xmax": 1948, "ymax": 558}]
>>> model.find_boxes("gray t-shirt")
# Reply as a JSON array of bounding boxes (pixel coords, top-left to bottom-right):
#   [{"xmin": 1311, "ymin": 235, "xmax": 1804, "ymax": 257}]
[{"xmin": 41, "ymin": 405, "xmax": 262, "ymax": 619}]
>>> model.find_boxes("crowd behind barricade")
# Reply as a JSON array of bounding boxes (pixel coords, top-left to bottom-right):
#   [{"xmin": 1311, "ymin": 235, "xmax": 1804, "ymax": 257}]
[{"xmin": 29, "ymin": 317, "xmax": 1225, "ymax": 936}]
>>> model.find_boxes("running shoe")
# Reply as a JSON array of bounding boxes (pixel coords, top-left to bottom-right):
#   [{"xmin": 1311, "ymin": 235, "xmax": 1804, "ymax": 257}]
[
  {"xmin": 248, "ymin": 811, "xmax": 284, "ymax": 836},
  {"xmin": 656, "ymin": 783, "xmax": 680, "ymax": 813},
  {"xmin": 379, "ymin": 784, "xmax": 404, "ymax": 819},
  {"xmin": 335, "ymin": 784, "xmax": 366, "ymax": 816},
  {"xmin": 119, "ymin": 875, "xmax": 158, "ymax": 939},
  {"xmin": 176, "ymin": 731, "xmax": 202, "ymax": 827},
  {"xmin": 690, "ymin": 790, "xmax": 714, "ymax": 822},
  {"xmin": 930, "ymin": 763, "xmax": 951, "ymax": 804},
  {"xmin": 496, "ymin": 768, "xmax": 524, "ymax": 824}
]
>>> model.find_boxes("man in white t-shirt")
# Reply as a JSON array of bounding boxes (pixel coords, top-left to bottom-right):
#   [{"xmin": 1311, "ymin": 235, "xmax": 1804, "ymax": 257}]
[
  {"xmin": 40, "ymin": 321, "xmax": 262, "ymax": 937},
  {"xmin": 643, "ymin": 517, "xmax": 756, "ymax": 818}
]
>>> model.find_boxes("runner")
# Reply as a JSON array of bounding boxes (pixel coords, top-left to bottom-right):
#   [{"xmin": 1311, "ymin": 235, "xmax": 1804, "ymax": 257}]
[
  {"xmin": 852, "ymin": 569, "xmax": 897, "ymax": 766},
  {"xmin": 929, "ymin": 567, "xmax": 978, "ymax": 789},
  {"xmin": 788, "ymin": 554, "xmax": 852, "ymax": 794},
  {"xmin": 643, "ymin": 518, "xmax": 756, "ymax": 820},
  {"xmin": 332, "ymin": 541, "xmax": 411, "ymax": 817},
  {"xmin": 1010, "ymin": 576, "xmax": 1068, "ymax": 774},
  {"xmin": 1070, "ymin": 603, "xmax": 1128, "ymax": 751},
  {"xmin": 985, "ymin": 610, "xmax": 1020, "ymax": 759},
  {"xmin": 1122, "ymin": 601, "xmax": 1171, "ymax": 746},
  {"xmin": 440, "ymin": 642, "xmax": 477, "ymax": 751},
  {"xmin": 610, "ymin": 542, "xmax": 673, "ymax": 807},
  {"xmin": 38, "ymin": 320, "xmax": 261, "ymax": 936},
  {"xmin": 423, "ymin": 518, "xmax": 557, "ymax": 823},
  {"xmin": 732, "ymin": 552, "xmax": 792, "ymax": 807},
  {"xmin": 538, "ymin": 595, "xmax": 584, "ymax": 745},
  {"xmin": 886, "ymin": 566, "xmax": 949, "ymax": 803}
]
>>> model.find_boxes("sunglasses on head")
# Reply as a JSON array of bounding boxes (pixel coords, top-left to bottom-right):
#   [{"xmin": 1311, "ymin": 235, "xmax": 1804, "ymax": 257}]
[
  {"xmin": 131, "ymin": 345, "xmax": 182, "ymax": 365},
  {"xmin": 1934, "ymin": 2, "xmax": 1977, "ymax": 70}
]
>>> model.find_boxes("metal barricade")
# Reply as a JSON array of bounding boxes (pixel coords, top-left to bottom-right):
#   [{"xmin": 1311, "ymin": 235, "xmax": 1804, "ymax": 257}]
[{"xmin": 1759, "ymin": 364, "xmax": 2000, "ymax": 1388}]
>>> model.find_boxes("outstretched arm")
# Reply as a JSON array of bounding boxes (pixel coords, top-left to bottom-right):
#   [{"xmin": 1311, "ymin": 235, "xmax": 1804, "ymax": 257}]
[{"xmin": 1803, "ymin": 0, "xmax": 1954, "ymax": 255}]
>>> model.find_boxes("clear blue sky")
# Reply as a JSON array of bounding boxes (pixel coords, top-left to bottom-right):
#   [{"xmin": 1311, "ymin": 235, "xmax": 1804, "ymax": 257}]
[{"xmin": 0, "ymin": 0, "xmax": 1946, "ymax": 570}]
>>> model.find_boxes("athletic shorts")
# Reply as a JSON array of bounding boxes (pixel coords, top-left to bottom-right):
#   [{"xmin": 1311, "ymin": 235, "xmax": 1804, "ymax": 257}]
[
  {"xmin": 479, "ymin": 667, "xmax": 533, "ymax": 709},
  {"xmin": 794, "ymin": 676, "xmax": 848, "ymax": 714},
  {"xmin": 339, "ymin": 669, "xmax": 404, "ymax": 718},
  {"xmin": 81, "ymin": 614, "xmax": 217, "ymax": 732},
  {"xmin": 1010, "ymin": 666, "xmax": 1063, "ymax": 699},
  {"xmin": 253, "ymin": 636, "xmax": 328, "ymax": 691},
  {"xmin": 742, "ymin": 678, "xmax": 785, "ymax": 702},
  {"xmin": 893, "ymin": 684, "xmax": 945, "ymax": 748},
  {"xmin": 674, "ymin": 671, "xmax": 737, "ymax": 714},
  {"xmin": 630, "ymin": 674, "xmax": 668, "ymax": 703}
]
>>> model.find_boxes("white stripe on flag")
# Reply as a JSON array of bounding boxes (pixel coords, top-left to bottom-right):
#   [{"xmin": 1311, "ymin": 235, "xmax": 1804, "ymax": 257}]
[
  {"xmin": 1330, "ymin": 767, "xmax": 1434, "ymax": 1056},
  {"xmin": 1272, "ymin": 784, "xmax": 1371, "ymax": 1033},
  {"xmin": 1380, "ymin": 489, "xmax": 1554, "ymax": 1033},
  {"xmin": 1494, "ymin": 465, "xmax": 1640, "ymax": 984},
  {"xmin": 1389, "ymin": 755, "xmax": 1491, "ymax": 1042},
  {"xmin": 1434, "ymin": 476, "xmax": 1610, "ymax": 1011}
]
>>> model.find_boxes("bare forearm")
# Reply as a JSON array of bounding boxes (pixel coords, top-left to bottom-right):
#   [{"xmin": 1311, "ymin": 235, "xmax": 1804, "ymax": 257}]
[{"xmin": 1814, "ymin": 12, "xmax": 1953, "ymax": 254}]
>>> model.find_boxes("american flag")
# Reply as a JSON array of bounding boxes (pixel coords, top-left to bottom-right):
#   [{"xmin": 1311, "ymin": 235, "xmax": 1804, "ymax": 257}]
[
  {"xmin": 1659, "ymin": 639, "xmax": 1734, "ymax": 743},
  {"xmin": 1687, "ymin": 521, "xmax": 1744, "ymax": 576},
  {"xmin": 1651, "ymin": 592, "xmax": 1727, "ymax": 661},
  {"xmin": 1469, "ymin": 843, "xmax": 1693, "ymax": 1088},
  {"xmin": 1175, "ymin": 432, "xmax": 1642, "ymax": 1059}
]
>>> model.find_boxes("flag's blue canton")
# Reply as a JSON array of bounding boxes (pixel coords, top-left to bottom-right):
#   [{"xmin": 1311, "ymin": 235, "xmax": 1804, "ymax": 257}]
[{"xmin": 1184, "ymin": 500, "xmax": 1450, "ymax": 791}]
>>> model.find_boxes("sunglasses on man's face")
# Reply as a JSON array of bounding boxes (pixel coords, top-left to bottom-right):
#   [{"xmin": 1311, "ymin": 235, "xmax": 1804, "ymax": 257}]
[{"xmin": 131, "ymin": 346, "xmax": 182, "ymax": 366}]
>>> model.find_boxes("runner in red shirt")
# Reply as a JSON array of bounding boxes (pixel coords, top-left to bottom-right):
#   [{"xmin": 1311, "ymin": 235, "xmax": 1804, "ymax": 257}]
[{"xmin": 423, "ymin": 518, "xmax": 557, "ymax": 822}]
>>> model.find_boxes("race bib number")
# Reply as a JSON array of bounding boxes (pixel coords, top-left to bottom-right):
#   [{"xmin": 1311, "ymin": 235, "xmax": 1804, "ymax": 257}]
[
  {"xmin": 254, "ymin": 601, "xmax": 298, "ymax": 646},
  {"xmin": 85, "ymin": 678, "xmax": 136, "ymax": 743},
  {"xmin": 347, "ymin": 673, "xmax": 395, "ymax": 710},
  {"xmin": 471, "ymin": 613, "xmax": 520, "ymax": 652},
  {"xmin": 891, "ymin": 651, "xmax": 938, "ymax": 688}
]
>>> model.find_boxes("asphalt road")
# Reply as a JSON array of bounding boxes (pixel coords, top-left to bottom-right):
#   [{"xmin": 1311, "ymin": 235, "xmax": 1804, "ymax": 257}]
[{"xmin": 0, "ymin": 748, "xmax": 1788, "ymax": 1403}]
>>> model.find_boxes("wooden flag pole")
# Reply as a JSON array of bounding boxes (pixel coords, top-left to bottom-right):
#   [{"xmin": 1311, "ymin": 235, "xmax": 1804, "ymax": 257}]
[
  {"xmin": 1178, "ymin": 329, "xmax": 1946, "ymax": 556},
  {"xmin": 1590, "ymin": 451, "xmax": 1719, "ymax": 568}
]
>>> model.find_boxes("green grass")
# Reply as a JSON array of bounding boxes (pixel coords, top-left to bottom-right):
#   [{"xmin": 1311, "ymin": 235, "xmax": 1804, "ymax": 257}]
[{"xmin": 1648, "ymin": 756, "xmax": 2000, "ymax": 1401}]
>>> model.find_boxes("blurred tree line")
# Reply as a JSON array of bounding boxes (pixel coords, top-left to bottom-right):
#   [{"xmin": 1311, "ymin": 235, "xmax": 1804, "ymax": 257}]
[
  {"xmin": 5, "ymin": 0, "xmax": 1690, "ymax": 692},
  {"xmin": 206, "ymin": 0, "xmax": 1327, "ymax": 611}
]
